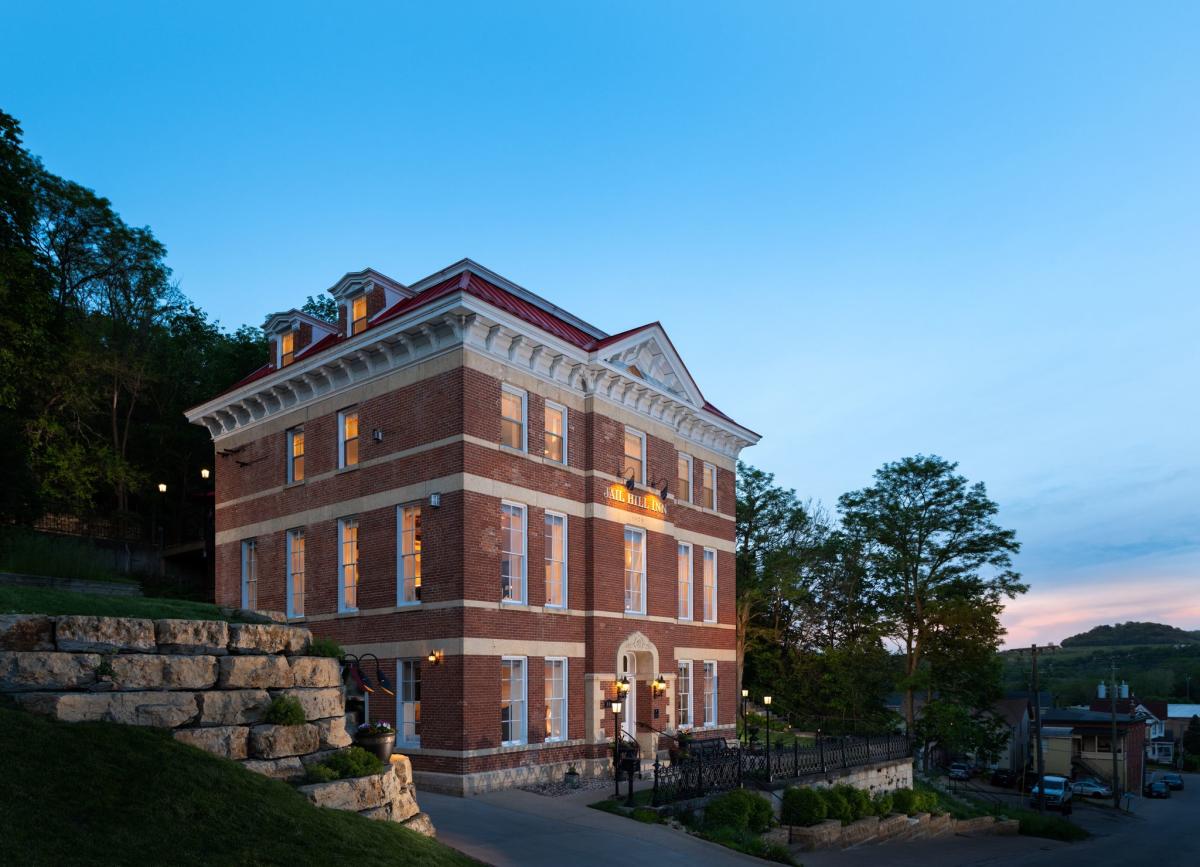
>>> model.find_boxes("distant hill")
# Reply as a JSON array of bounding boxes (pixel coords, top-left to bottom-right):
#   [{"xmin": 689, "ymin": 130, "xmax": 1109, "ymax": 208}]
[{"xmin": 1060, "ymin": 621, "xmax": 1200, "ymax": 648}]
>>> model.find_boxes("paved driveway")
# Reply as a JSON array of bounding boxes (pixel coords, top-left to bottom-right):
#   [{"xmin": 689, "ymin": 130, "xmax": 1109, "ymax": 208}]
[{"xmin": 422, "ymin": 787, "xmax": 762, "ymax": 867}]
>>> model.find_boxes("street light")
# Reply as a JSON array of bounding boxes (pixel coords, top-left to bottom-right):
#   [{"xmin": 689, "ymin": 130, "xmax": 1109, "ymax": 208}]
[
  {"xmin": 741, "ymin": 688, "xmax": 749, "ymax": 745},
  {"xmin": 200, "ymin": 468, "xmax": 210, "ymax": 480},
  {"xmin": 157, "ymin": 483, "xmax": 167, "ymax": 493},
  {"xmin": 764, "ymin": 695, "xmax": 773, "ymax": 780},
  {"xmin": 611, "ymin": 699, "xmax": 624, "ymax": 798}
]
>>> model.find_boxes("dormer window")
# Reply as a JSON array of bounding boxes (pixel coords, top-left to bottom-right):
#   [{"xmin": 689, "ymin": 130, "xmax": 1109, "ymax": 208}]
[
  {"xmin": 351, "ymin": 295, "xmax": 367, "ymax": 335},
  {"xmin": 280, "ymin": 332, "xmax": 294, "ymax": 367}
]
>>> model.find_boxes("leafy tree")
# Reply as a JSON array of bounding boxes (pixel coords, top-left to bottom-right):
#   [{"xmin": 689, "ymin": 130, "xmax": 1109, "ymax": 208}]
[
  {"xmin": 1184, "ymin": 715, "xmax": 1200, "ymax": 757},
  {"xmin": 301, "ymin": 294, "xmax": 337, "ymax": 322},
  {"xmin": 839, "ymin": 455, "xmax": 1025, "ymax": 734}
]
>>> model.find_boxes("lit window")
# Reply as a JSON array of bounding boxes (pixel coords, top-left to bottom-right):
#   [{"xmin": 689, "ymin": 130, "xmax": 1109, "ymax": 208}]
[
  {"xmin": 397, "ymin": 660, "xmax": 421, "ymax": 746},
  {"xmin": 543, "ymin": 402, "xmax": 566, "ymax": 463},
  {"xmin": 501, "ymin": 386, "xmax": 526, "ymax": 451},
  {"xmin": 544, "ymin": 658, "xmax": 567, "ymax": 742},
  {"xmin": 339, "ymin": 408, "xmax": 359, "ymax": 468},
  {"xmin": 703, "ymin": 548, "xmax": 717, "ymax": 622},
  {"xmin": 703, "ymin": 661, "xmax": 717, "ymax": 727},
  {"xmin": 286, "ymin": 529, "xmax": 305, "ymax": 618},
  {"xmin": 677, "ymin": 453, "xmax": 692, "ymax": 503},
  {"xmin": 677, "ymin": 542, "xmax": 692, "ymax": 620},
  {"xmin": 339, "ymin": 517, "xmax": 359, "ymax": 613},
  {"xmin": 501, "ymin": 657, "xmax": 527, "ymax": 746},
  {"xmin": 351, "ymin": 295, "xmax": 367, "ymax": 335},
  {"xmin": 287, "ymin": 428, "xmax": 305, "ymax": 483},
  {"xmin": 677, "ymin": 661, "xmax": 692, "ymax": 729},
  {"xmin": 240, "ymin": 539, "xmax": 258, "ymax": 610},
  {"xmin": 280, "ymin": 332, "xmax": 294, "ymax": 367},
  {"xmin": 623, "ymin": 428, "xmax": 645, "ymax": 485},
  {"xmin": 501, "ymin": 502, "xmax": 527, "ymax": 604},
  {"xmin": 397, "ymin": 506, "xmax": 422, "ymax": 604},
  {"xmin": 702, "ymin": 462, "xmax": 716, "ymax": 510},
  {"xmin": 624, "ymin": 526, "xmax": 646, "ymax": 614},
  {"xmin": 544, "ymin": 512, "xmax": 567, "ymax": 608}
]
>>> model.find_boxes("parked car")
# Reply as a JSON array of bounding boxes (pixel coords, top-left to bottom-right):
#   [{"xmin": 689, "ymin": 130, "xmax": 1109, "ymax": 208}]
[
  {"xmin": 1161, "ymin": 773, "xmax": 1184, "ymax": 791},
  {"xmin": 990, "ymin": 768, "xmax": 1017, "ymax": 788},
  {"xmin": 1030, "ymin": 776, "xmax": 1074, "ymax": 813},
  {"xmin": 1144, "ymin": 780, "xmax": 1171, "ymax": 799},
  {"xmin": 949, "ymin": 763, "xmax": 972, "ymax": 781},
  {"xmin": 1072, "ymin": 779, "xmax": 1112, "ymax": 798}
]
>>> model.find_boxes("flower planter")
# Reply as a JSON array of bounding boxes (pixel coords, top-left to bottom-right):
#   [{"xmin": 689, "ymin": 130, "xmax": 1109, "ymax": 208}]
[
  {"xmin": 355, "ymin": 731, "xmax": 396, "ymax": 763},
  {"xmin": 564, "ymin": 769, "xmax": 581, "ymax": 789}
]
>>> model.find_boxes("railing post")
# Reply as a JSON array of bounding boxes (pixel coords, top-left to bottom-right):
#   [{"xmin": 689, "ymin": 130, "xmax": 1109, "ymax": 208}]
[
  {"xmin": 865, "ymin": 734, "xmax": 871, "ymax": 763},
  {"xmin": 737, "ymin": 746, "xmax": 743, "ymax": 789},
  {"xmin": 840, "ymin": 736, "xmax": 847, "ymax": 769},
  {"xmin": 793, "ymin": 739, "xmax": 799, "ymax": 777},
  {"xmin": 653, "ymin": 759, "xmax": 661, "ymax": 806},
  {"xmin": 697, "ymin": 745, "xmax": 706, "ymax": 796},
  {"xmin": 819, "ymin": 732, "xmax": 826, "ymax": 773}
]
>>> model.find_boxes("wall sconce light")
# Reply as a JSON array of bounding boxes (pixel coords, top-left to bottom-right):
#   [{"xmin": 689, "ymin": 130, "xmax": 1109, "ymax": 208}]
[
  {"xmin": 624, "ymin": 474, "xmax": 636, "ymax": 492},
  {"xmin": 658, "ymin": 482, "xmax": 668, "ymax": 499},
  {"xmin": 426, "ymin": 649, "xmax": 443, "ymax": 666},
  {"xmin": 617, "ymin": 676, "xmax": 631, "ymax": 695},
  {"xmin": 651, "ymin": 674, "xmax": 667, "ymax": 697},
  {"xmin": 157, "ymin": 483, "xmax": 167, "ymax": 493},
  {"xmin": 429, "ymin": 492, "xmax": 441, "ymax": 508},
  {"xmin": 372, "ymin": 429, "xmax": 384, "ymax": 443},
  {"xmin": 200, "ymin": 468, "xmax": 211, "ymax": 480}
]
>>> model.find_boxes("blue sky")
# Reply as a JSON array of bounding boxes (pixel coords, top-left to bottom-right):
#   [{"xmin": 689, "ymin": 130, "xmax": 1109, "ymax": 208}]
[{"xmin": 5, "ymin": 2, "xmax": 1198, "ymax": 644}]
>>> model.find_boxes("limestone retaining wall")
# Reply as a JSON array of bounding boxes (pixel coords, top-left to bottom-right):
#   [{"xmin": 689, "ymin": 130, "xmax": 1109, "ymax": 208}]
[
  {"xmin": 783, "ymin": 812, "xmax": 1020, "ymax": 851},
  {"xmin": 0, "ymin": 613, "xmax": 432, "ymax": 836}
]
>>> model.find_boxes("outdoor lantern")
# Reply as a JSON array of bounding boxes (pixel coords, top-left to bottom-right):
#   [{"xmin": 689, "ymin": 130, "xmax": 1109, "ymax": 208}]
[
  {"xmin": 611, "ymin": 700, "xmax": 623, "ymax": 716},
  {"xmin": 742, "ymin": 688, "xmax": 749, "ymax": 698},
  {"xmin": 763, "ymin": 695, "xmax": 772, "ymax": 706},
  {"xmin": 157, "ymin": 483, "xmax": 167, "ymax": 493},
  {"xmin": 624, "ymin": 474, "xmax": 636, "ymax": 491},
  {"xmin": 617, "ymin": 676, "xmax": 631, "ymax": 695},
  {"xmin": 426, "ymin": 649, "xmax": 443, "ymax": 666},
  {"xmin": 200, "ymin": 468, "xmax": 210, "ymax": 480},
  {"xmin": 652, "ymin": 674, "xmax": 667, "ymax": 696}
]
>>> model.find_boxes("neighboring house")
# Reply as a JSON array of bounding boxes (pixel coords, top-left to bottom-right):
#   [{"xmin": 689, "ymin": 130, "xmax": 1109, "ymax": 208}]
[
  {"xmin": 185, "ymin": 259, "xmax": 760, "ymax": 795},
  {"xmin": 993, "ymin": 697, "xmax": 1032, "ymax": 772},
  {"xmin": 1165, "ymin": 704, "xmax": 1200, "ymax": 744},
  {"xmin": 1089, "ymin": 686, "xmax": 1171, "ymax": 764},
  {"xmin": 1038, "ymin": 707, "xmax": 1147, "ymax": 791}
]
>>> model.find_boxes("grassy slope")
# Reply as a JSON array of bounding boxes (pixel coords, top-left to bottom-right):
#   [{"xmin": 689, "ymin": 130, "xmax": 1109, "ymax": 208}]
[
  {"xmin": 0, "ymin": 706, "xmax": 474, "ymax": 867},
  {"xmin": 0, "ymin": 586, "xmax": 237, "ymax": 621}
]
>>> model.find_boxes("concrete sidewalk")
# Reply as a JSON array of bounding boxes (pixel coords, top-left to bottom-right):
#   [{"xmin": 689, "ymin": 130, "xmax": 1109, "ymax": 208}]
[{"xmin": 422, "ymin": 785, "xmax": 764, "ymax": 867}]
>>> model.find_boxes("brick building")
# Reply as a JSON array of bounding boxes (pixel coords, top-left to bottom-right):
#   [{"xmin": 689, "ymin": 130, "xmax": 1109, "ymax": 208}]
[{"xmin": 186, "ymin": 259, "xmax": 759, "ymax": 794}]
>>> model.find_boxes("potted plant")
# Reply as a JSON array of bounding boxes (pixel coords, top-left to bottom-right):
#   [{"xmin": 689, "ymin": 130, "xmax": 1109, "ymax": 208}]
[
  {"xmin": 354, "ymin": 721, "xmax": 396, "ymax": 762},
  {"xmin": 564, "ymin": 765, "xmax": 581, "ymax": 789},
  {"xmin": 671, "ymin": 730, "xmax": 692, "ymax": 763}
]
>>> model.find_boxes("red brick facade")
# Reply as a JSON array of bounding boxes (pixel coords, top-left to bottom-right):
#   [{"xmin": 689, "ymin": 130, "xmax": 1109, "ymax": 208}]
[{"xmin": 193, "ymin": 262, "xmax": 758, "ymax": 793}]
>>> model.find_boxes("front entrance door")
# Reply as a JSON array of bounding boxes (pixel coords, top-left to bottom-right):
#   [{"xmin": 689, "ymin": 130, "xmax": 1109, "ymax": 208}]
[{"xmin": 622, "ymin": 652, "xmax": 637, "ymax": 740}]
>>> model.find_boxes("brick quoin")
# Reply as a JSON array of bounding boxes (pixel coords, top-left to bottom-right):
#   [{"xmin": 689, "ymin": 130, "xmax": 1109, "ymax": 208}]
[{"xmin": 191, "ymin": 261, "xmax": 759, "ymax": 794}]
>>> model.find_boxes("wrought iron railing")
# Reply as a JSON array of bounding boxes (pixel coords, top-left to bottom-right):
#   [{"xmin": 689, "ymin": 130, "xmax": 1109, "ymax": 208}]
[{"xmin": 651, "ymin": 734, "xmax": 912, "ymax": 805}]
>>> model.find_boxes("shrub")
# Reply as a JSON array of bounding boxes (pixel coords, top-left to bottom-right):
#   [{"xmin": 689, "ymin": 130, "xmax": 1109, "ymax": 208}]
[
  {"xmin": 838, "ymin": 785, "xmax": 871, "ymax": 820},
  {"xmin": 872, "ymin": 791, "xmax": 894, "ymax": 816},
  {"xmin": 309, "ymin": 638, "xmax": 344, "ymax": 659},
  {"xmin": 819, "ymin": 786, "xmax": 852, "ymax": 823},
  {"xmin": 704, "ymin": 826, "xmax": 798, "ymax": 866},
  {"xmin": 1012, "ymin": 810, "xmax": 1089, "ymax": 842},
  {"xmin": 263, "ymin": 696, "xmax": 305, "ymax": 726},
  {"xmin": 704, "ymin": 790, "xmax": 750, "ymax": 832},
  {"xmin": 304, "ymin": 746, "xmax": 384, "ymax": 783},
  {"xmin": 892, "ymin": 787, "xmax": 918, "ymax": 815},
  {"xmin": 917, "ymin": 788, "xmax": 940, "ymax": 814},
  {"xmin": 782, "ymin": 786, "xmax": 827, "ymax": 826}
]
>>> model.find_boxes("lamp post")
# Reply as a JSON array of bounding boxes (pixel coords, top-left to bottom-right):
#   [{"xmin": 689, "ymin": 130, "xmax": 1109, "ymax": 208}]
[
  {"xmin": 764, "ymin": 695, "xmax": 773, "ymax": 781},
  {"xmin": 741, "ymin": 688, "xmax": 749, "ymax": 745},
  {"xmin": 611, "ymin": 699, "xmax": 624, "ymax": 798}
]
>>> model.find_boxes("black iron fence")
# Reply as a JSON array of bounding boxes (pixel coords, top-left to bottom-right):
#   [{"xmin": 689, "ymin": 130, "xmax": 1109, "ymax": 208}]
[{"xmin": 651, "ymin": 734, "xmax": 912, "ymax": 805}]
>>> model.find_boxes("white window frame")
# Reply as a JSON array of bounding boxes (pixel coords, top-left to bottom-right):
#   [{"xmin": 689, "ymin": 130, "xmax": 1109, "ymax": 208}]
[
  {"xmin": 543, "ymin": 510, "xmax": 567, "ymax": 609},
  {"xmin": 703, "ymin": 660, "xmax": 718, "ymax": 728},
  {"xmin": 544, "ymin": 657, "xmax": 568, "ymax": 743},
  {"xmin": 501, "ymin": 501, "xmax": 528, "ymax": 605},
  {"xmin": 286, "ymin": 528, "xmax": 305, "ymax": 618},
  {"xmin": 396, "ymin": 505, "xmax": 422, "ymax": 606},
  {"xmin": 677, "ymin": 453, "xmax": 692, "ymax": 503},
  {"xmin": 623, "ymin": 427, "xmax": 646, "ymax": 485},
  {"xmin": 703, "ymin": 547, "xmax": 717, "ymax": 623},
  {"xmin": 677, "ymin": 660, "xmax": 693, "ymax": 730},
  {"xmin": 350, "ymin": 294, "xmax": 368, "ymax": 335},
  {"xmin": 338, "ymin": 517, "xmax": 359, "ymax": 614},
  {"xmin": 396, "ymin": 659, "xmax": 421, "ymax": 747},
  {"xmin": 278, "ymin": 331, "xmax": 294, "ymax": 368},
  {"xmin": 677, "ymin": 541, "xmax": 692, "ymax": 621},
  {"xmin": 501, "ymin": 656, "xmax": 528, "ymax": 747},
  {"xmin": 702, "ymin": 462, "xmax": 717, "ymax": 510},
  {"xmin": 286, "ymin": 427, "xmax": 304, "ymax": 484},
  {"xmin": 623, "ymin": 525, "xmax": 647, "ymax": 615},
  {"xmin": 543, "ymin": 400, "xmax": 567, "ymax": 464},
  {"xmin": 338, "ymin": 407, "xmax": 359, "ymax": 469},
  {"xmin": 500, "ymin": 384, "xmax": 527, "ymax": 452},
  {"xmin": 240, "ymin": 539, "xmax": 258, "ymax": 610}
]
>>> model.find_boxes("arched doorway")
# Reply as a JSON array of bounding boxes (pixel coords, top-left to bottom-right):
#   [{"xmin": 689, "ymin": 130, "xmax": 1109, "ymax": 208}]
[{"xmin": 615, "ymin": 631, "xmax": 660, "ymax": 761}]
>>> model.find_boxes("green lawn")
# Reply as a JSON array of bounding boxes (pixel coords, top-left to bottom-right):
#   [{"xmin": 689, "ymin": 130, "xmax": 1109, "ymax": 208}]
[
  {"xmin": 0, "ymin": 706, "xmax": 475, "ymax": 867},
  {"xmin": 0, "ymin": 585, "xmax": 238, "ymax": 621},
  {"xmin": 0, "ymin": 527, "xmax": 137, "ymax": 584}
]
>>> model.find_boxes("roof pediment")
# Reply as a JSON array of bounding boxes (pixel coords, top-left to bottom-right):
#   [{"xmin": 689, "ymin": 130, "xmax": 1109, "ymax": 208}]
[
  {"xmin": 593, "ymin": 324, "xmax": 704, "ymax": 408},
  {"xmin": 261, "ymin": 309, "xmax": 339, "ymax": 337},
  {"xmin": 327, "ymin": 268, "xmax": 413, "ymax": 306}
]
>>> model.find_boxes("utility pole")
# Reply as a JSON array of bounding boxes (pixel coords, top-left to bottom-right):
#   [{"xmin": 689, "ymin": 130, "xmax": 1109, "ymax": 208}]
[
  {"xmin": 1110, "ymin": 661, "xmax": 1120, "ymax": 811},
  {"xmin": 1032, "ymin": 644, "xmax": 1045, "ymax": 813}
]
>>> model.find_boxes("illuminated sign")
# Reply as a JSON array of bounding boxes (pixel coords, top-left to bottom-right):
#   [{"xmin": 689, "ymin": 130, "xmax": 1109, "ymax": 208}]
[{"xmin": 604, "ymin": 484, "xmax": 666, "ymax": 515}]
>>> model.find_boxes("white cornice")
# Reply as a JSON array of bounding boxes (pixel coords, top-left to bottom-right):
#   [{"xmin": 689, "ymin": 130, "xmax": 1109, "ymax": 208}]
[{"xmin": 187, "ymin": 291, "xmax": 759, "ymax": 456}]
